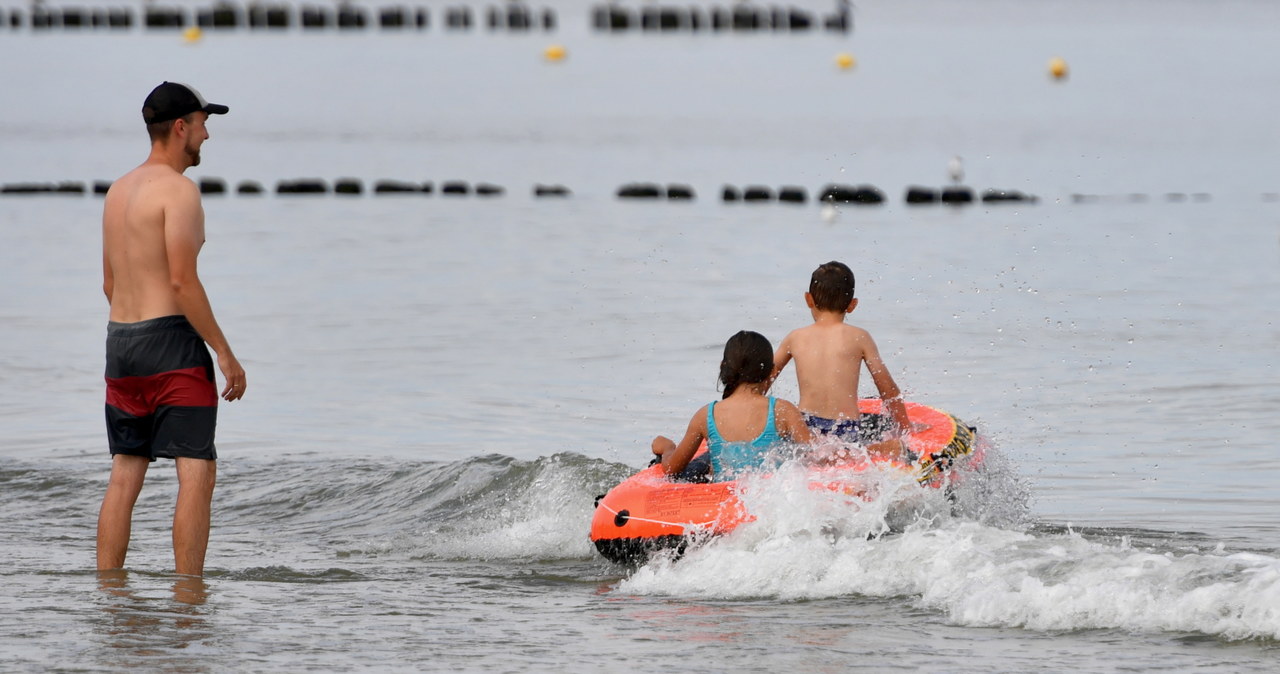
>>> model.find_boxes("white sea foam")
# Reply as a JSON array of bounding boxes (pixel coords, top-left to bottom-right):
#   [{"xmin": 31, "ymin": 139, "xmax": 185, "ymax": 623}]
[
  {"xmin": 402, "ymin": 453, "xmax": 614, "ymax": 561},
  {"xmin": 618, "ymin": 455, "xmax": 1280, "ymax": 640}
]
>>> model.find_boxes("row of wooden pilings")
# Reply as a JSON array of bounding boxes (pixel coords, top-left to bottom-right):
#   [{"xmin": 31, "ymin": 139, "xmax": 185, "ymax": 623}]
[
  {"xmin": 0, "ymin": 2, "xmax": 851, "ymax": 34},
  {"xmin": 0, "ymin": 3, "xmax": 553, "ymax": 31},
  {"xmin": 592, "ymin": 3, "xmax": 851, "ymax": 34},
  {"xmin": 4, "ymin": 180, "xmax": 1263, "ymax": 203},
  {"xmin": 0, "ymin": 179, "xmax": 1039, "ymax": 204}
]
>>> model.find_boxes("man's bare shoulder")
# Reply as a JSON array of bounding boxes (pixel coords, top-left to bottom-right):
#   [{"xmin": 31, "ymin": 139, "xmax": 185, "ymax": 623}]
[{"xmin": 109, "ymin": 163, "xmax": 196, "ymax": 201}]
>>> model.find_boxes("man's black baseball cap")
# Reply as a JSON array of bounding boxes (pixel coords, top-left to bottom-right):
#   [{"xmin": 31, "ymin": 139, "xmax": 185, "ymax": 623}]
[{"xmin": 141, "ymin": 82, "xmax": 229, "ymax": 125}]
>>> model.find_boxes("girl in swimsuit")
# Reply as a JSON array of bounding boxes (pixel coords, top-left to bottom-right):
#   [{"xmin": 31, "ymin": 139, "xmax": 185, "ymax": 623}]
[{"xmin": 652, "ymin": 331, "xmax": 813, "ymax": 481}]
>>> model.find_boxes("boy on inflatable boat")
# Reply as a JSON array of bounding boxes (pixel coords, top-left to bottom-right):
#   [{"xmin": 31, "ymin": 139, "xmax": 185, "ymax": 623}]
[{"xmin": 770, "ymin": 261, "xmax": 914, "ymax": 462}]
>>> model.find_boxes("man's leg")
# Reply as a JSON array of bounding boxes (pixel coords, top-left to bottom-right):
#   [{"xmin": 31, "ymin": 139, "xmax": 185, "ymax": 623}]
[
  {"xmin": 97, "ymin": 454, "xmax": 150, "ymax": 570},
  {"xmin": 173, "ymin": 457, "xmax": 216, "ymax": 576}
]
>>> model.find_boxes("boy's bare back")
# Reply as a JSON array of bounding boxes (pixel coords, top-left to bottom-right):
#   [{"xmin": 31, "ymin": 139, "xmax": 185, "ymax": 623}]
[{"xmin": 776, "ymin": 319, "xmax": 893, "ymax": 420}]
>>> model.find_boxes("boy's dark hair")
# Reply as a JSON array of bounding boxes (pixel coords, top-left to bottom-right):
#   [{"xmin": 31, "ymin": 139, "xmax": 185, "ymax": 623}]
[
  {"xmin": 719, "ymin": 331, "xmax": 773, "ymax": 399},
  {"xmin": 809, "ymin": 261, "xmax": 855, "ymax": 312}
]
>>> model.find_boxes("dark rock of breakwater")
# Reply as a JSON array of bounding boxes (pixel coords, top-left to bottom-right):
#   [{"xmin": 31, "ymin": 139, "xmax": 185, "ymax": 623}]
[
  {"xmin": 533, "ymin": 184, "xmax": 571, "ymax": 197},
  {"xmin": 981, "ymin": 188, "xmax": 1036, "ymax": 204},
  {"xmin": 777, "ymin": 186, "xmax": 807, "ymax": 203},
  {"xmin": 666, "ymin": 184, "xmax": 695, "ymax": 200},
  {"xmin": 250, "ymin": 4, "xmax": 293, "ymax": 29},
  {"xmin": 904, "ymin": 186, "xmax": 938, "ymax": 205},
  {"xmin": 617, "ymin": 183, "xmax": 664, "ymax": 199},
  {"xmin": 722, "ymin": 184, "xmax": 808, "ymax": 204},
  {"xmin": 195, "ymin": 4, "xmax": 241, "ymax": 29},
  {"xmin": 591, "ymin": 1, "xmax": 850, "ymax": 34},
  {"xmin": 144, "ymin": 6, "xmax": 188, "ymax": 29},
  {"xmin": 0, "ymin": 181, "xmax": 85, "ymax": 195},
  {"xmin": 486, "ymin": 3, "xmax": 556, "ymax": 31},
  {"xmin": 237, "ymin": 180, "xmax": 264, "ymax": 195},
  {"xmin": 276, "ymin": 178, "xmax": 328, "ymax": 195},
  {"xmin": 819, "ymin": 183, "xmax": 884, "ymax": 205},
  {"xmin": 373, "ymin": 180, "xmax": 431, "ymax": 194},
  {"xmin": 440, "ymin": 181, "xmax": 470, "ymax": 195},
  {"xmin": 334, "ymin": 178, "xmax": 364, "ymax": 195},
  {"xmin": 615, "ymin": 182, "xmax": 694, "ymax": 200},
  {"xmin": 940, "ymin": 186, "xmax": 975, "ymax": 205},
  {"xmin": 199, "ymin": 177, "xmax": 227, "ymax": 195}
]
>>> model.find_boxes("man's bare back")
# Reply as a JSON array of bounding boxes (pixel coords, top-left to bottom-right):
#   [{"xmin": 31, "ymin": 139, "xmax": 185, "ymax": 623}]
[{"xmin": 102, "ymin": 163, "xmax": 202, "ymax": 323}]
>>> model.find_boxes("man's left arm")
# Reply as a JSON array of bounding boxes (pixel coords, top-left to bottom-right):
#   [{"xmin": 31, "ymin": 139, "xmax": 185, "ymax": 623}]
[{"xmin": 165, "ymin": 180, "xmax": 246, "ymax": 401}]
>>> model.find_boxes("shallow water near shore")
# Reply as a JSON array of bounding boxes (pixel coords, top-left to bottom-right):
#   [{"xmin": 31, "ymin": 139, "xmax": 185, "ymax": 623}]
[{"xmin": 2, "ymin": 0, "xmax": 1280, "ymax": 671}]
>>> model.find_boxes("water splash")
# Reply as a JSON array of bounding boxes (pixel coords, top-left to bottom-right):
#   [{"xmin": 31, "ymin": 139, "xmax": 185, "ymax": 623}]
[{"xmin": 615, "ymin": 444, "xmax": 1279, "ymax": 641}]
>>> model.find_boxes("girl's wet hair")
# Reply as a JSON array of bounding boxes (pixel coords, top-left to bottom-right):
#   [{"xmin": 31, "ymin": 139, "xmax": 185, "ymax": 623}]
[{"xmin": 719, "ymin": 330, "xmax": 774, "ymax": 399}]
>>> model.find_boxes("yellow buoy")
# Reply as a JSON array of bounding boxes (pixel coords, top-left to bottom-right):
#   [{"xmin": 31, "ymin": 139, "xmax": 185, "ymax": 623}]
[
  {"xmin": 544, "ymin": 44, "xmax": 566, "ymax": 62},
  {"xmin": 1048, "ymin": 56, "xmax": 1068, "ymax": 80},
  {"xmin": 183, "ymin": 26, "xmax": 203, "ymax": 44},
  {"xmin": 835, "ymin": 52, "xmax": 856, "ymax": 70}
]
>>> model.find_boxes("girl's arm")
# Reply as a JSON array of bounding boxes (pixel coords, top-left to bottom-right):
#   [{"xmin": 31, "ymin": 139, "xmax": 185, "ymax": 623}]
[{"xmin": 656, "ymin": 406, "xmax": 709, "ymax": 476}]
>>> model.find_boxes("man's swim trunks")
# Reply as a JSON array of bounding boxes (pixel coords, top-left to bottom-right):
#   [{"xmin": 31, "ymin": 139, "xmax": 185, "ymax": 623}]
[
  {"xmin": 105, "ymin": 315, "xmax": 217, "ymax": 461},
  {"xmin": 803, "ymin": 413, "xmax": 860, "ymax": 443}
]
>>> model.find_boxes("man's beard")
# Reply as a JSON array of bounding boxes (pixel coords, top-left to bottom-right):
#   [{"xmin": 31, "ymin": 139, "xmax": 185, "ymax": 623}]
[{"xmin": 187, "ymin": 147, "xmax": 202, "ymax": 167}]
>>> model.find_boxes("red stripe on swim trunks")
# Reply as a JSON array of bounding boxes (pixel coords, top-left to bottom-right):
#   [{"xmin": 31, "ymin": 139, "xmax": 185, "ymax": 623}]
[{"xmin": 106, "ymin": 366, "xmax": 218, "ymax": 416}]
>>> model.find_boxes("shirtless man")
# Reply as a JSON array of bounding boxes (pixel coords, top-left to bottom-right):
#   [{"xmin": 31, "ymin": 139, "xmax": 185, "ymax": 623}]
[
  {"xmin": 97, "ymin": 82, "xmax": 245, "ymax": 577},
  {"xmin": 770, "ymin": 261, "xmax": 913, "ymax": 459}
]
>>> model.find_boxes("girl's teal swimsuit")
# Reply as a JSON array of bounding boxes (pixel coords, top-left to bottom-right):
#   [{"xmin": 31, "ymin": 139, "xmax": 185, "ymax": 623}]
[{"xmin": 706, "ymin": 396, "xmax": 783, "ymax": 480}]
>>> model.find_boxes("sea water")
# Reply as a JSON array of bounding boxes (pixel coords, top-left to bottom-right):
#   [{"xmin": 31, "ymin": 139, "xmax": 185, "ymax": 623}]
[{"xmin": 2, "ymin": 0, "xmax": 1278, "ymax": 671}]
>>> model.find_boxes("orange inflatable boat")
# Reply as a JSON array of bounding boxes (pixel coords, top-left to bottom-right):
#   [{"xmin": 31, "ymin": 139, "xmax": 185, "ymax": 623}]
[{"xmin": 590, "ymin": 400, "xmax": 979, "ymax": 564}]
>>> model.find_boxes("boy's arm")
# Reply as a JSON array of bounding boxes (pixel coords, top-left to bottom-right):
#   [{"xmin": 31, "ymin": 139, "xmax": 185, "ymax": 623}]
[
  {"xmin": 766, "ymin": 333, "xmax": 794, "ymax": 393},
  {"xmin": 862, "ymin": 335, "xmax": 912, "ymax": 437}
]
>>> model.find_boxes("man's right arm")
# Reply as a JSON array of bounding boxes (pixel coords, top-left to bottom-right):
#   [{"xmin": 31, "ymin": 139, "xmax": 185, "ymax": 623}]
[{"xmin": 164, "ymin": 179, "xmax": 246, "ymax": 401}]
